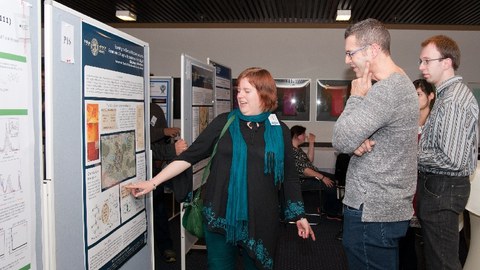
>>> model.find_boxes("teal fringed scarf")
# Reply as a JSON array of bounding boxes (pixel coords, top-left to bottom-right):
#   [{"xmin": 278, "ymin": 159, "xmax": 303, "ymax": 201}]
[{"xmin": 225, "ymin": 109, "xmax": 284, "ymax": 243}]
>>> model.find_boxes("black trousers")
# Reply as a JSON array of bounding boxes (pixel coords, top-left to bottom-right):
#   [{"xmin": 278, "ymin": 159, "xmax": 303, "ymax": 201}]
[
  {"xmin": 301, "ymin": 171, "xmax": 343, "ymax": 216},
  {"xmin": 153, "ymin": 187, "xmax": 173, "ymax": 252}
]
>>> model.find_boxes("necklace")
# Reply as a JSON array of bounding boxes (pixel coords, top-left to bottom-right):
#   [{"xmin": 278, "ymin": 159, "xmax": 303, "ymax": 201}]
[{"xmin": 246, "ymin": 122, "xmax": 259, "ymax": 129}]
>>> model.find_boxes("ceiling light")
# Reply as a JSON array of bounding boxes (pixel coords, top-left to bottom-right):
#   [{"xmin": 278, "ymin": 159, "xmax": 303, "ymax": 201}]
[
  {"xmin": 116, "ymin": 10, "xmax": 137, "ymax": 21},
  {"xmin": 336, "ymin": 10, "xmax": 351, "ymax": 21}
]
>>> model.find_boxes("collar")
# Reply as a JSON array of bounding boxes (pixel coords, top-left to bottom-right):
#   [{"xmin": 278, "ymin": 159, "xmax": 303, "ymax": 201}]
[{"xmin": 436, "ymin": 75, "xmax": 463, "ymax": 96}]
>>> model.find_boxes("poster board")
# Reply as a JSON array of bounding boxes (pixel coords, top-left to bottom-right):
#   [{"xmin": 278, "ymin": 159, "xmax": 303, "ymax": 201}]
[
  {"xmin": 207, "ymin": 59, "xmax": 232, "ymax": 115},
  {"xmin": 180, "ymin": 54, "xmax": 216, "ymax": 269},
  {"xmin": 0, "ymin": 0, "xmax": 41, "ymax": 269},
  {"xmin": 44, "ymin": 1, "xmax": 152, "ymax": 269}
]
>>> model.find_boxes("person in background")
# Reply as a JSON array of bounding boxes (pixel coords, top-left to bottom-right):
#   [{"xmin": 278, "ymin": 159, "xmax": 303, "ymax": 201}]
[
  {"xmin": 332, "ymin": 18, "xmax": 418, "ymax": 270},
  {"xmin": 417, "ymin": 35, "xmax": 479, "ymax": 270},
  {"xmin": 415, "ymin": 79, "xmax": 436, "ymax": 132},
  {"xmin": 150, "ymin": 102, "xmax": 187, "ymax": 264},
  {"xmin": 129, "ymin": 67, "xmax": 315, "ymax": 270},
  {"xmin": 290, "ymin": 125, "xmax": 343, "ymax": 220},
  {"xmin": 399, "ymin": 78, "xmax": 435, "ymax": 270}
]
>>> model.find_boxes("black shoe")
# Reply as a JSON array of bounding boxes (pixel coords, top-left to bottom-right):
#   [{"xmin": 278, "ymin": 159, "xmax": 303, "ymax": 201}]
[
  {"xmin": 335, "ymin": 230, "xmax": 343, "ymax": 241},
  {"xmin": 162, "ymin": 249, "xmax": 176, "ymax": 263}
]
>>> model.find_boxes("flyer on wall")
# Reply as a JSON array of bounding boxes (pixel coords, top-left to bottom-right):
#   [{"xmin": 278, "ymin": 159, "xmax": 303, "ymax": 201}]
[
  {"xmin": 0, "ymin": 1, "xmax": 35, "ymax": 270},
  {"xmin": 82, "ymin": 22, "xmax": 147, "ymax": 270}
]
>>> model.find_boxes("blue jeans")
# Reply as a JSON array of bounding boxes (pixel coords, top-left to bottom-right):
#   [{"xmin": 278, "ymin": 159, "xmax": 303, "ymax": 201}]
[
  {"xmin": 343, "ymin": 205, "xmax": 409, "ymax": 270},
  {"xmin": 204, "ymin": 229, "xmax": 258, "ymax": 270},
  {"xmin": 417, "ymin": 172, "xmax": 470, "ymax": 270}
]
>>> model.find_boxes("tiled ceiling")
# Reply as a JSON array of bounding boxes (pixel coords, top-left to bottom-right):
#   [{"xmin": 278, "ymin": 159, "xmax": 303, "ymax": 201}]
[{"xmin": 52, "ymin": 0, "xmax": 480, "ymax": 29}]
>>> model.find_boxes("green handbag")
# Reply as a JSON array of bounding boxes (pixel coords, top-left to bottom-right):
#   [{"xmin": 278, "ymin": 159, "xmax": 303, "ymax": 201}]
[
  {"xmin": 182, "ymin": 115, "xmax": 235, "ymax": 238},
  {"xmin": 182, "ymin": 189, "xmax": 205, "ymax": 238}
]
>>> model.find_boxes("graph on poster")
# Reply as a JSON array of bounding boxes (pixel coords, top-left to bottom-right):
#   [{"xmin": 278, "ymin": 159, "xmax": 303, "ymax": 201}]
[
  {"xmin": 0, "ymin": 222, "xmax": 28, "ymax": 259},
  {"xmin": 0, "ymin": 118, "xmax": 20, "ymax": 154},
  {"xmin": 0, "ymin": 168, "xmax": 21, "ymax": 194},
  {"xmin": 0, "ymin": 118, "xmax": 22, "ymax": 195}
]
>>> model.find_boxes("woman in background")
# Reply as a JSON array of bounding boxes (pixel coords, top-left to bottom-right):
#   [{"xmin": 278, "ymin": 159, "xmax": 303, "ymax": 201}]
[
  {"xmin": 399, "ymin": 78, "xmax": 435, "ymax": 270},
  {"xmin": 291, "ymin": 125, "xmax": 343, "ymax": 220},
  {"xmin": 416, "ymin": 79, "xmax": 436, "ymax": 131},
  {"xmin": 127, "ymin": 67, "xmax": 315, "ymax": 270}
]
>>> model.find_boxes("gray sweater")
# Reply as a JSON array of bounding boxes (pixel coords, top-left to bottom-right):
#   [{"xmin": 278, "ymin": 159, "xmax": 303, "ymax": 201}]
[{"xmin": 333, "ymin": 73, "xmax": 418, "ymax": 222}]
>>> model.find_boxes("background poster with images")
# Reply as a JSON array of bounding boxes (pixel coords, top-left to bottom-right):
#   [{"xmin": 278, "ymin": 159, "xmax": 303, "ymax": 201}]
[
  {"xmin": 191, "ymin": 64, "xmax": 214, "ymax": 141},
  {"xmin": 150, "ymin": 77, "xmax": 172, "ymax": 126},
  {"xmin": 82, "ymin": 22, "xmax": 147, "ymax": 270},
  {"xmin": 316, "ymin": 80, "xmax": 351, "ymax": 121},
  {"xmin": 208, "ymin": 59, "xmax": 232, "ymax": 115},
  {"xmin": 0, "ymin": 1, "xmax": 35, "ymax": 269}
]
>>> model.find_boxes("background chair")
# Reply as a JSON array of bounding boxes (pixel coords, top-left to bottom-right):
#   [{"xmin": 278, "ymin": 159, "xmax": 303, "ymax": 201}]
[
  {"xmin": 300, "ymin": 176, "xmax": 324, "ymax": 225},
  {"xmin": 333, "ymin": 153, "xmax": 350, "ymax": 240},
  {"xmin": 278, "ymin": 176, "xmax": 323, "ymax": 226}
]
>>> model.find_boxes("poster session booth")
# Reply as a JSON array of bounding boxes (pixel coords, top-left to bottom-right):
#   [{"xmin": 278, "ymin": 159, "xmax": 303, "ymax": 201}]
[
  {"xmin": 6, "ymin": 1, "xmax": 479, "ymax": 268},
  {"xmin": 43, "ymin": 1, "xmax": 153, "ymax": 269},
  {"xmin": 0, "ymin": 0, "xmax": 42, "ymax": 269},
  {"xmin": 41, "ymin": 2, "xmax": 234, "ymax": 269},
  {"xmin": 179, "ymin": 54, "xmax": 233, "ymax": 269}
]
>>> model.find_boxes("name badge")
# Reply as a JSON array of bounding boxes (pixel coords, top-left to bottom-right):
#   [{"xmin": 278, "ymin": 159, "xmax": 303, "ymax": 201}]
[
  {"xmin": 150, "ymin": 116, "xmax": 157, "ymax": 126},
  {"xmin": 268, "ymin": 114, "xmax": 280, "ymax": 126}
]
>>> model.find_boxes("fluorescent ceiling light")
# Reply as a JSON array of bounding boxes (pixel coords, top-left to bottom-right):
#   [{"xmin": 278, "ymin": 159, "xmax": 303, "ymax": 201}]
[
  {"xmin": 336, "ymin": 10, "xmax": 351, "ymax": 21},
  {"xmin": 116, "ymin": 10, "xmax": 137, "ymax": 21}
]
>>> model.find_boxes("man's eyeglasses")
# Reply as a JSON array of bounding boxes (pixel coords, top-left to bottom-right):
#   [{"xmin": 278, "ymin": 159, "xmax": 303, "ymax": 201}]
[
  {"xmin": 346, "ymin": 45, "xmax": 369, "ymax": 59},
  {"xmin": 418, "ymin": 58, "xmax": 446, "ymax": 66}
]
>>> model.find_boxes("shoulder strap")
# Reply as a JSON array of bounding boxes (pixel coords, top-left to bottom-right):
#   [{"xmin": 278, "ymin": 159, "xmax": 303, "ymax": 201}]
[{"xmin": 194, "ymin": 114, "xmax": 235, "ymax": 199}]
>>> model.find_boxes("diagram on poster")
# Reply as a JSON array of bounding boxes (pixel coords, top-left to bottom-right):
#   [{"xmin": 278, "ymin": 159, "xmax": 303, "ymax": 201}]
[{"xmin": 87, "ymin": 185, "xmax": 120, "ymax": 244}]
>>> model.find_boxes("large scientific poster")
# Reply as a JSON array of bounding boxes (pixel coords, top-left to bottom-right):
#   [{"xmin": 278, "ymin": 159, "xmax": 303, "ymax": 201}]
[
  {"xmin": 179, "ymin": 54, "xmax": 215, "ymax": 268},
  {"xmin": 190, "ymin": 64, "xmax": 215, "ymax": 141},
  {"xmin": 82, "ymin": 22, "xmax": 147, "ymax": 270},
  {"xmin": 0, "ymin": 1, "xmax": 35, "ymax": 270}
]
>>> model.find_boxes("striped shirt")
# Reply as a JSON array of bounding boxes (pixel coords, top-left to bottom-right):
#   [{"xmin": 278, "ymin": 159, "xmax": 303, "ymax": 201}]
[{"xmin": 418, "ymin": 76, "xmax": 479, "ymax": 176}]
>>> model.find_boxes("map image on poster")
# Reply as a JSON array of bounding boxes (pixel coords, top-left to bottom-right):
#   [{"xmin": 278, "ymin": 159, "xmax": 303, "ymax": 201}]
[{"xmin": 100, "ymin": 131, "xmax": 136, "ymax": 189}]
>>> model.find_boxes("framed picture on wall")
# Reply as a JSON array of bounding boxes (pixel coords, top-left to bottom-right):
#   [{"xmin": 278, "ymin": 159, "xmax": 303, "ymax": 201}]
[
  {"xmin": 316, "ymin": 79, "xmax": 351, "ymax": 121},
  {"xmin": 273, "ymin": 78, "xmax": 310, "ymax": 121}
]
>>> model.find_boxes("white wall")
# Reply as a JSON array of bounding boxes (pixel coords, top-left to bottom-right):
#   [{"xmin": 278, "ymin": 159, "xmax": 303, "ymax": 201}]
[{"xmin": 121, "ymin": 27, "xmax": 480, "ymax": 168}]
